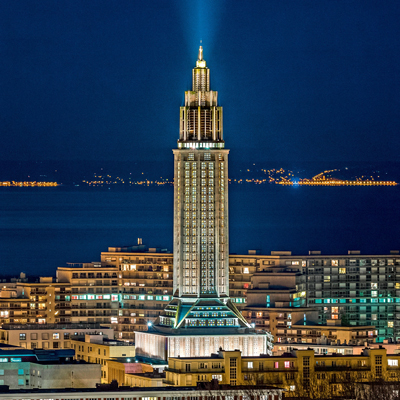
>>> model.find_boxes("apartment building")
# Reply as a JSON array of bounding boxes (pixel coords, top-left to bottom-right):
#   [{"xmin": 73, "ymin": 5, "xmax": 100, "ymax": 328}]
[
  {"xmin": 251, "ymin": 250, "xmax": 400, "ymax": 342},
  {"xmin": 243, "ymin": 269, "xmax": 318, "ymax": 338},
  {"xmin": 0, "ymin": 323, "xmax": 113, "ymax": 350},
  {"xmin": 0, "ymin": 278, "xmax": 71, "ymax": 324},
  {"xmin": 0, "ymin": 247, "xmax": 398, "ymax": 343},
  {"xmin": 164, "ymin": 347, "xmax": 400, "ymax": 396}
]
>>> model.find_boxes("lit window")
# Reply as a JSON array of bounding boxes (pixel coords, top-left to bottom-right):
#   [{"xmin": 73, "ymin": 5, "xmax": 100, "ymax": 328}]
[
  {"xmin": 388, "ymin": 359, "xmax": 398, "ymax": 366},
  {"xmin": 284, "ymin": 361, "xmax": 290, "ymax": 368},
  {"xmin": 243, "ymin": 268, "xmax": 249, "ymax": 274},
  {"xmin": 53, "ymin": 333, "xmax": 59, "ymax": 340},
  {"xmin": 274, "ymin": 362, "xmax": 279, "ymax": 369},
  {"xmin": 248, "ymin": 362, "xmax": 253, "ymax": 368}
]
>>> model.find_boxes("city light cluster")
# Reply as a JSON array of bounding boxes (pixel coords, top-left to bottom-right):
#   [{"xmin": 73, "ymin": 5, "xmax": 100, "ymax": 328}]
[{"xmin": 0, "ymin": 181, "xmax": 58, "ymax": 187}]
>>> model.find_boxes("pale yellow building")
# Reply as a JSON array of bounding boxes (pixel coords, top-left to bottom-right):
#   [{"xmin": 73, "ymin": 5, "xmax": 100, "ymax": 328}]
[
  {"xmin": 164, "ymin": 347, "xmax": 400, "ymax": 397},
  {"xmin": 71, "ymin": 333, "xmax": 135, "ymax": 383},
  {"xmin": 0, "ymin": 323, "xmax": 113, "ymax": 350},
  {"xmin": 107, "ymin": 357, "xmax": 155, "ymax": 385}
]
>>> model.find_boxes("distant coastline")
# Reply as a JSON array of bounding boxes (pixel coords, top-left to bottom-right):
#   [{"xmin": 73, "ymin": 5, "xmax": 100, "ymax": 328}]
[
  {"xmin": 0, "ymin": 160, "xmax": 399, "ymax": 187},
  {"xmin": 0, "ymin": 181, "xmax": 58, "ymax": 187}
]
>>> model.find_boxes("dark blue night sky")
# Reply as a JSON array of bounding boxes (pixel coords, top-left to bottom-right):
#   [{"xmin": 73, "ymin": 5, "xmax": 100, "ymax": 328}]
[{"xmin": 1, "ymin": 0, "xmax": 399, "ymax": 164}]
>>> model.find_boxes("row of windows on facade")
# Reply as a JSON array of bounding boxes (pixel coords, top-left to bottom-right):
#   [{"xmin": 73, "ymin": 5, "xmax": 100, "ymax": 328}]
[
  {"xmin": 183, "ymin": 229, "xmax": 225, "ymax": 238},
  {"xmin": 184, "ymin": 155, "xmax": 225, "ymax": 162},
  {"xmin": 182, "ymin": 204, "xmax": 222, "ymax": 212},
  {"xmin": 184, "ymin": 211, "xmax": 217, "ymax": 219},
  {"xmin": 183, "ymin": 219, "xmax": 220, "ymax": 229},
  {"xmin": 184, "ymin": 219, "xmax": 225, "ymax": 230},
  {"xmin": 178, "ymin": 161, "xmax": 218, "ymax": 170},
  {"xmin": 183, "ymin": 168, "xmax": 217, "ymax": 178},
  {"xmin": 182, "ymin": 203, "xmax": 224, "ymax": 212},
  {"xmin": 183, "ymin": 244, "xmax": 223, "ymax": 254},
  {"xmin": 180, "ymin": 319, "xmax": 235, "ymax": 327},
  {"xmin": 181, "ymin": 181, "xmax": 225, "ymax": 191},
  {"xmin": 306, "ymin": 258, "xmax": 400, "ymax": 267},
  {"xmin": 19, "ymin": 332, "xmax": 70, "ymax": 340},
  {"xmin": 72, "ymin": 272, "xmax": 118, "ymax": 279},
  {"xmin": 120, "ymin": 264, "xmax": 170, "ymax": 272},
  {"xmin": 183, "ymin": 194, "xmax": 224, "ymax": 203}
]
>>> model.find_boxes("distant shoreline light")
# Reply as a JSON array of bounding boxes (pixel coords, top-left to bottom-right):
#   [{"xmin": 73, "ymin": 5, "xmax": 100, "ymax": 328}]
[
  {"xmin": 0, "ymin": 181, "xmax": 58, "ymax": 187},
  {"xmin": 278, "ymin": 180, "xmax": 397, "ymax": 186}
]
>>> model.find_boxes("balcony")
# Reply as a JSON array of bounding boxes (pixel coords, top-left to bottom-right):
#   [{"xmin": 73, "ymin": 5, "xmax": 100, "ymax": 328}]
[
  {"xmin": 165, "ymin": 367, "xmax": 225, "ymax": 374},
  {"xmin": 315, "ymin": 365, "xmax": 369, "ymax": 371}
]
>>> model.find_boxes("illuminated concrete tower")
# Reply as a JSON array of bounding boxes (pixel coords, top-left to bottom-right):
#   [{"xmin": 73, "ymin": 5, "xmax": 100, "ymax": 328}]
[
  {"xmin": 135, "ymin": 47, "xmax": 272, "ymax": 361},
  {"xmin": 173, "ymin": 45, "xmax": 228, "ymax": 299}
]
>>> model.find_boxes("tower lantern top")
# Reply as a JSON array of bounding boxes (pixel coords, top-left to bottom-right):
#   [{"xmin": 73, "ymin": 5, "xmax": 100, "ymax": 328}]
[{"xmin": 196, "ymin": 46, "xmax": 206, "ymax": 68}]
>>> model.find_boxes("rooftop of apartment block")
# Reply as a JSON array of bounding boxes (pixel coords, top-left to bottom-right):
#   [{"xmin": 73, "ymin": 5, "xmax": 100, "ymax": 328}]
[
  {"xmin": 72, "ymin": 334, "xmax": 134, "ymax": 346},
  {"xmin": 0, "ymin": 323, "xmax": 108, "ymax": 330},
  {"xmin": 109, "ymin": 356, "xmax": 168, "ymax": 365},
  {"xmin": 0, "ymin": 382, "xmax": 282, "ymax": 396},
  {"xmin": 0, "ymin": 347, "xmax": 75, "ymax": 361}
]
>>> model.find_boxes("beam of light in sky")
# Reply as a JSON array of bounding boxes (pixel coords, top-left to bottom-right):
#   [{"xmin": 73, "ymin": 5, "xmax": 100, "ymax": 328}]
[{"xmin": 175, "ymin": 0, "xmax": 226, "ymax": 60}]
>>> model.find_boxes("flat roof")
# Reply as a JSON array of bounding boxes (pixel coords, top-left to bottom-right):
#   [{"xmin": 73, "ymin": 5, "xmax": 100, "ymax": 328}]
[
  {"xmin": 1, "ymin": 323, "xmax": 110, "ymax": 330},
  {"xmin": 0, "ymin": 384, "xmax": 283, "ymax": 396}
]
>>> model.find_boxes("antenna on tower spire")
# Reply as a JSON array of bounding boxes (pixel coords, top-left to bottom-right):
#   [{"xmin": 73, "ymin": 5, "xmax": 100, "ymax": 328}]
[{"xmin": 198, "ymin": 45, "xmax": 203, "ymax": 61}]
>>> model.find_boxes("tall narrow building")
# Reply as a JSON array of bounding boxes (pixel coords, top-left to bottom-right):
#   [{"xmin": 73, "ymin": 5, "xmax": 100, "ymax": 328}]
[
  {"xmin": 135, "ymin": 47, "xmax": 272, "ymax": 361},
  {"xmin": 173, "ymin": 45, "xmax": 228, "ymax": 299}
]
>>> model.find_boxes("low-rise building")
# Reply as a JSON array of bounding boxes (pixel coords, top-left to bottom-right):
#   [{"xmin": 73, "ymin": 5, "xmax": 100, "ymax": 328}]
[
  {"xmin": 273, "ymin": 341, "xmax": 400, "ymax": 356},
  {"xmin": 107, "ymin": 357, "xmax": 161, "ymax": 385},
  {"xmin": 124, "ymin": 371, "xmax": 165, "ymax": 387},
  {"xmin": 281, "ymin": 321, "xmax": 377, "ymax": 346},
  {"xmin": 164, "ymin": 346, "xmax": 400, "ymax": 396},
  {"xmin": 0, "ymin": 383, "xmax": 284, "ymax": 400},
  {"xmin": 0, "ymin": 347, "xmax": 100, "ymax": 389},
  {"xmin": 0, "ymin": 323, "xmax": 114, "ymax": 350},
  {"xmin": 71, "ymin": 333, "xmax": 135, "ymax": 383}
]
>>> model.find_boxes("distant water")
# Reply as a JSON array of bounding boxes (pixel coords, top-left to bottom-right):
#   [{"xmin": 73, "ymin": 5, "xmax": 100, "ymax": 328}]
[{"xmin": 0, "ymin": 184, "xmax": 399, "ymax": 277}]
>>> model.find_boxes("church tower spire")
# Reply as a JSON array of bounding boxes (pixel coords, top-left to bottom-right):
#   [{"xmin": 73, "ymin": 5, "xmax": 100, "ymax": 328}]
[
  {"xmin": 179, "ymin": 47, "xmax": 223, "ymax": 144},
  {"xmin": 174, "ymin": 46, "xmax": 228, "ymax": 299},
  {"xmin": 135, "ymin": 48, "xmax": 272, "ymax": 361}
]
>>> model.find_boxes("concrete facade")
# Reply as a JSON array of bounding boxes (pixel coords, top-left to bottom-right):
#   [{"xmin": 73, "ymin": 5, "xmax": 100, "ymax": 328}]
[
  {"xmin": 0, "ymin": 323, "xmax": 113, "ymax": 350},
  {"xmin": 71, "ymin": 333, "xmax": 135, "ymax": 383}
]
